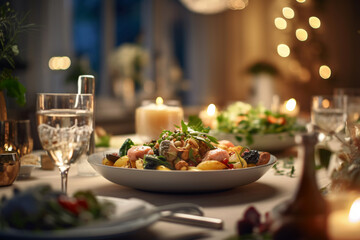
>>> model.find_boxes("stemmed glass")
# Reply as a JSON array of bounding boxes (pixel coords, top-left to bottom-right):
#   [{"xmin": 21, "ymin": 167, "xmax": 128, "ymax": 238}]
[{"xmin": 36, "ymin": 93, "xmax": 93, "ymax": 194}]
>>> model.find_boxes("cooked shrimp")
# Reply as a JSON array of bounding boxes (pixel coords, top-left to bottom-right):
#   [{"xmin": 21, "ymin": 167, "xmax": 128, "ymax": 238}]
[
  {"xmin": 218, "ymin": 140, "xmax": 235, "ymax": 148},
  {"xmin": 127, "ymin": 146, "xmax": 154, "ymax": 167},
  {"xmin": 202, "ymin": 148, "xmax": 230, "ymax": 162}
]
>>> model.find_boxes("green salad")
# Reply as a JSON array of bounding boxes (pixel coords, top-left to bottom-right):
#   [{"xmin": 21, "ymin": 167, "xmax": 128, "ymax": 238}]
[{"xmin": 214, "ymin": 101, "xmax": 305, "ymax": 145}]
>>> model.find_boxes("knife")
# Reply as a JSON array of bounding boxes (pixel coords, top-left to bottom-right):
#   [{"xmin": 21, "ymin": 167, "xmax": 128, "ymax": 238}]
[{"xmin": 160, "ymin": 212, "xmax": 223, "ymax": 229}]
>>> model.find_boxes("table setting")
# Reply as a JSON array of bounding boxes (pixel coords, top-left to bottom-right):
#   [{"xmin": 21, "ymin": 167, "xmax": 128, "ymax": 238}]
[
  {"xmin": 1, "ymin": 82, "xmax": 360, "ymax": 240},
  {"xmin": 0, "ymin": 2, "xmax": 359, "ymax": 239}
]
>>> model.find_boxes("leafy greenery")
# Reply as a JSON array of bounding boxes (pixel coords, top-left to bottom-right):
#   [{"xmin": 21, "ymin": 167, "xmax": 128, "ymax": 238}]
[
  {"xmin": 95, "ymin": 134, "xmax": 111, "ymax": 148},
  {"xmin": 0, "ymin": 2, "xmax": 32, "ymax": 106},
  {"xmin": 247, "ymin": 61, "xmax": 278, "ymax": 76},
  {"xmin": 215, "ymin": 101, "xmax": 305, "ymax": 145},
  {"xmin": 161, "ymin": 117, "xmax": 218, "ymax": 149}
]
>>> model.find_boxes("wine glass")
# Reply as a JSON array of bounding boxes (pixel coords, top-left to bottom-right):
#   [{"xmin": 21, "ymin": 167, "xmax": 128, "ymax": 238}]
[{"xmin": 36, "ymin": 93, "xmax": 93, "ymax": 194}]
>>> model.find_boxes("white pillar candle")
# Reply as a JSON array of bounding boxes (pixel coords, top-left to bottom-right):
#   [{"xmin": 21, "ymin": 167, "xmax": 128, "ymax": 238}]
[{"xmin": 135, "ymin": 98, "xmax": 184, "ymax": 142}]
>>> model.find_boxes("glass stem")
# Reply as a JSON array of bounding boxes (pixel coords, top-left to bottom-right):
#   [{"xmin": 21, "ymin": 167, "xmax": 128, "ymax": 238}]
[{"xmin": 59, "ymin": 166, "xmax": 70, "ymax": 194}]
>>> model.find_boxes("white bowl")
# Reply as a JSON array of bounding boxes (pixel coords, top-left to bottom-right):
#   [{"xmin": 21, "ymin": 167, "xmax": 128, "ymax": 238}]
[{"xmin": 88, "ymin": 151, "xmax": 277, "ymax": 193}]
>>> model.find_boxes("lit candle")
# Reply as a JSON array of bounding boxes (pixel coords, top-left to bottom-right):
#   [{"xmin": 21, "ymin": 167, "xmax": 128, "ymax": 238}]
[
  {"xmin": 135, "ymin": 97, "xmax": 184, "ymax": 142},
  {"xmin": 328, "ymin": 197, "xmax": 360, "ymax": 240},
  {"xmin": 199, "ymin": 104, "xmax": 218, "ymax": 128},
  {"xmin": 279, "ymin": 98, "xmax": 300, "ymax": 117}
]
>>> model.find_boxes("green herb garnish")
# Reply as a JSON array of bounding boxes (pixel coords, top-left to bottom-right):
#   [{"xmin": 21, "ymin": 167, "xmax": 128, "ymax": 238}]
[
  {"xmin": 272, "ymin": 157, "xmax": 296, "ymax": 177},
  {"xmin": 143, "ymin": 155, "xmax": 174, "ymax": 170},
  {"xmin": 119, "ymin": 138, "xmax": 135, "ymax": 157}
]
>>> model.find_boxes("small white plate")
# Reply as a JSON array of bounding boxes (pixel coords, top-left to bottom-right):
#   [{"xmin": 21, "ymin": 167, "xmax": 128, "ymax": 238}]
[
  {"xmin": 0, "ymin": 196, "xmax": 159, "ymax": 239},
  {"xmin": 18, "ymin": 164, "xmax": 40, "ymax": 179},
  {"xmin": 88, "ymin": 151, "xmax": 277, "ymax": 193}
]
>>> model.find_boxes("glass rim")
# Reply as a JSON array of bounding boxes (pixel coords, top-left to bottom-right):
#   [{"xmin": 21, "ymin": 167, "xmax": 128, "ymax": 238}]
[
  {"xmin": 312, "ymin": 95, "xmax": 347, "ymax": 98},
  {"xmin": 36, "ymin": 93, "xmax": 92, "ymax": 96}
]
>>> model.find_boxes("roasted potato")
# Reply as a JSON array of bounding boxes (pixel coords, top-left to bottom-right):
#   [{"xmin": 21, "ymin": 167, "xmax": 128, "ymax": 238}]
[
  {"xmin": 113, "ymin": 156, "xmax": 129, "ymax": 167},
  {"xmin": 197, "ymin": 160, "xmax": 227, "ymax": 170},
  {"xmin": 102, "ymin": 158, "xmax": 114, "ymax": 166}
]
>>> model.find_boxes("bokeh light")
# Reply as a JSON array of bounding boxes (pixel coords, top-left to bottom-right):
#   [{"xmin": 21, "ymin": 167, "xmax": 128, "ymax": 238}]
[
  {"xmin": 319, "ymin": 65, "xmax": 331, "ymax": 79},
  {"xmin": 309, "ymin": 16, "xmax": 321, "ymax": 29},
  {"xmin": 277, "ymin": 44, "xmax": 290, "ymax": 57},
  {"xmin": 227, "ymin": 0, "xmax": 248, "ymax": 10},
  {"xmin": 282, "ymin": 7, "xmax": 295, "ymax": 19},
  {"xmin": 48, "ymin": 56, "xmax": 71, "ymax": 70},
  {"xmin": 296, "ymin": 28, "xmax": 308, "ymax": 41},
  {"xmin": 274, "ymin": 17, "xmax": 287, "ymax": 30}
]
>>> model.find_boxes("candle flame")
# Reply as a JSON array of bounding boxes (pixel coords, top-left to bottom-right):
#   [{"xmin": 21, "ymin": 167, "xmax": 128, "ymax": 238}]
[
  {"xmin": 156, "ymin": 97, "xmax": 163, "ymax": 105},
  {"xmin": 207, "ymin": 104, "xmax": 216, "ymax": 116},
  {"xmin": 349, "ymin": 198, "xmax": 360, "ymax": 223},
  {"xmin": 285, "ymin": 98, "xmax": 297, "ymax": 111},
  {"xmin": 321, "ymin": 99, "xmax": 330, "ymax": 109}
]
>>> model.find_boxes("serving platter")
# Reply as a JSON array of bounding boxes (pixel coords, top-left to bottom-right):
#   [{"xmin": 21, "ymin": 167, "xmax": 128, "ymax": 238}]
[{"xmin": 88, "ymin": 151, "xmax": 277, "ymax": 193}]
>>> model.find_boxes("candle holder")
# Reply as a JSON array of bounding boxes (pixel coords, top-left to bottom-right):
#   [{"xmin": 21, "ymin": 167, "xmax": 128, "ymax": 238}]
[
  {"xmin": 135, "ymin": 98, "xmax": 184, "ymax": 142},
  {"xmin": 327, "ymin": 191, "xmax": 360, "ymax": 240},
  {"xmin": 0, "ymin": 152, "xmax": 20, "ymax": 186}
]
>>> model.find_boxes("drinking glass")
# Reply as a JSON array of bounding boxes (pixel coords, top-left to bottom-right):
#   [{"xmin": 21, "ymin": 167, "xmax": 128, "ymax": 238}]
[
  {"xmin": 311, "ymin": 95, "xmax": 347, "ymax": 135},
  {"xmin": 14, "ymin": 120, "xmax": 33, "ymax": 157},
  {"xmin": 0, "ymin": 120, "xmax": 33, "ymax": 157},
  {"xmin": 334, "ymin": 88, "xmax": 360, "ymax": 124},
  {"xmin": 36, "ymin": 93, "xmax": 93, "ymax": 194}
]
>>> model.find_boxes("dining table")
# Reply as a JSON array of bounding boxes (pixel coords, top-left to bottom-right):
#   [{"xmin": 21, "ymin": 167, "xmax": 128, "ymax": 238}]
[{"xmin": 0, "ymin": 134, "xmax": 331, "ymax": 240}]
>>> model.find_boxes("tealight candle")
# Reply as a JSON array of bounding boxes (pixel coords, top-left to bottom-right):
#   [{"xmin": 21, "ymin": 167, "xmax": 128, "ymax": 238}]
[
  {"xmin": 328, "ymin": 197, "xmax": 360, "ymax": 240},
  {"xmin": 199, "ymin": 104, "xmax": 218, "ymax": 128},
  {"xmin": 279, "ymin": 98, "xmax": 300, "ymax": 117},
  {"xmin": 135, "ymin": 97, "xmax": 184, "ymax": 142}
]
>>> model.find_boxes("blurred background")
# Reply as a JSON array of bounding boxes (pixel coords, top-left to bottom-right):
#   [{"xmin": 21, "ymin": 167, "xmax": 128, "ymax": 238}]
[{"xmin": 2, "ymin": 0, "xmax": 360, "ymax": 136}]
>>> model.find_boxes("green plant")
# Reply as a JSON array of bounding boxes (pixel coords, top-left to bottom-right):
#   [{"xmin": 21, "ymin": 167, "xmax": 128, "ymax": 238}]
[
  {"xmin": 247, "ymin": 61, "xmax": 278, "ymax": 76},
  {"xmin": 0, "ymin": 1, "xmax": 32, "ymax": 106}
]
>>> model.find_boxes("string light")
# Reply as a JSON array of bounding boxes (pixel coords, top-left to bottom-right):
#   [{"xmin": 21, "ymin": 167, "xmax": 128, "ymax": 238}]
[
  {"xmin": 227, "ymin": 0, "xmax": 248, "ymax": 10},
  {"xmin": 296, "ymin": 0, "xmax": 306, "ymax": 3},
  {"xmin": 296, "ymin": 28, "xmax": 308, "ymax": 41},
  {"xmin": 319, "ymin": 65, "xmax": 331, "ymax": 79},
  {"xmin": 282, "ymin": 7, "xmax": 295, "ymax": 19},
  {"xmin": 309, "ymin": 16, "xmax": 321, "ymax": 29},
  {"xmin": 277, "ymin": 44, "xmax": 290, "ymax": 57},
  {"xmin": 48, "ymin": 56, "xmax": 71, "ymax": 70},
  {"xmin": 274, "ymin": 17, "xmax": 287, "ymax": 30}
]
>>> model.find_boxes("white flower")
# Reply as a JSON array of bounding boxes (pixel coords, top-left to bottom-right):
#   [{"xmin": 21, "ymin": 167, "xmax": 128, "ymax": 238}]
[
  {"xmin": 108, "ymin": 44, "xmax": 149, "ymax": 79},
  {"xmin": 11, "ymin": 45, "xmax": 19, "ymax": 55}
]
